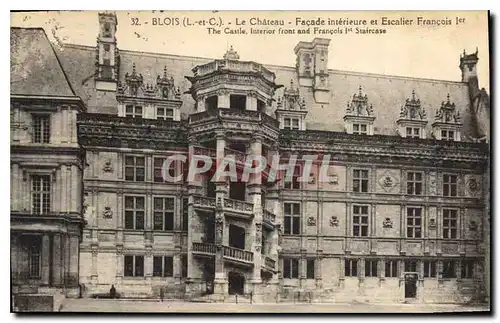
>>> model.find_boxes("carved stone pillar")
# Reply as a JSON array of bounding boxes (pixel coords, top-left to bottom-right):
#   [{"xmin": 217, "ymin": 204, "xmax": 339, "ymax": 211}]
[{"xmin": 217, "ymin": 89, "xmax": 230, "ymax": 109}]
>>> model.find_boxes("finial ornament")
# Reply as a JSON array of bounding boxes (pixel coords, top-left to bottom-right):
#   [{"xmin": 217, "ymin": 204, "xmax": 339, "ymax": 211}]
[{"xmin": 223, "ymin": 45, "xmax": 240, "ymax": 60}]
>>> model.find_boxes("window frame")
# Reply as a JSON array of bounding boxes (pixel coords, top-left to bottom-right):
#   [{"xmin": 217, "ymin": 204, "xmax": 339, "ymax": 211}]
[
  {"xmin": 406, "ymin": 171, "xmax": 423, "ymax": 195},
  {"xmin": 124, "ymin": 255, "xmax": 144, "ymax": 277},
  {"xmin": 283, "ymin": 117, "xmax": 300, "ymax": 130},
  {"xmin": 283, "ymin": 257, "xmax": 300, "ymax": 279},
  {"xmin": 406, "ymin": 126, "xmax": 421, "ymax": 139},
  {"xmin": 124, "ymin": 195, "xmax": 145, "ymax": 230},
  {"xmin": 28, "ymin": 239, "xmax": 42, "ymax": 279},
  {"xmin": 353, "ymin": 169, "xmax": 369, "ymax": 193},
  {"xmin": 31, "ymin": 114, "xmax": 51, "ymax": 144},
  {"xmin": 345, "ymin": 259, "xmax": 358, "ymax": 277},
  {"xmin": 442, "ymin": 174, "xmax": 458, "ymax": 197},
  {"xmin": 306, "ymin": 259, "xmax": 315, "ymax": 279},
  {"xmin": 284, "ymin": 164, "xmax": 301, "ymax": 190},
  {"xmin": 31, "ymin": 174, "xmax": 51, "ymax": 215},
  {"xmin": 365, "ymin": 259, "xmax": 378, "ymax": 277},
  {"xmin": 404, "ymin": 259, "xmax": 418, "ymax": 272},
  {"xmin": 385, "ymin": 260, "xmax": 398, "ymax": 278},
  {"xmin": 442, "ymin": 208, "xmax": 458, "ymax": 239},
  {"xmin": 125, "ymin": 155, "xmax": 146, "ymax": 182},
  {"xmin": 352, "ymin": 205, "xmax": 369, "ymax": 237},
  {"xmin": 424, "ymin": 260, "xmax": 437, "ymax": 278},
  {"xmin": 406, "ymin": 207, "xmax": 422, "ymax": 239},
  {"xmin": 283, "ymin": 202, "xmax": 301, "ymax": 235},
  {"xmin": 461, "ymin": 260, "xmax": 474, "ymax": 279},
  {"xmin": 442, "ymin": 260, "xmax": 457, "ymax": 278},
  {"xmin": 153, "ymin": 197, "xmax": 175, "ymax": 231},
  {"xmin": 353, "ymin": 123, "xmax": 368, "ymax": 135},
  {"xmin": 441, "ymin": 130, "xmax": 455, "ymax": 141},
  {"xmin": 125, "ymin": 105, "xmax": 143, "ymax": 118},
  {"xmin": 153, "ymin": 256, "xmax": 174, "ymax": 277},
  {"xmin": 156, "ymin": 107, "xmax": 174, "ymax": 120}
]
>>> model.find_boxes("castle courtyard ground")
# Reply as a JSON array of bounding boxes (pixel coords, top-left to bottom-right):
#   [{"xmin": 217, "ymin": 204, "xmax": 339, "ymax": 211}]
[{"xmin": 59, "ymin": 298, "xmax": 490, "ymax": 313}]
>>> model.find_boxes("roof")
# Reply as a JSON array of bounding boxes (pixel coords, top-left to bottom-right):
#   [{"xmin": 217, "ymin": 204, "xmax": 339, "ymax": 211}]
[
  {"xmin": 56, "ymin": 41, "xmax": 478, "ymax": 139},
  {"xmin": 10, "ymin": 27, "xmax": 78, "ymax": 98}
]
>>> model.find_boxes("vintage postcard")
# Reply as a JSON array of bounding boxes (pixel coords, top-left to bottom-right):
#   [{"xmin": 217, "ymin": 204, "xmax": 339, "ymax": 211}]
[{"xmin": 10, "ymin": 10, "xmax": 491, "ymax": 313}]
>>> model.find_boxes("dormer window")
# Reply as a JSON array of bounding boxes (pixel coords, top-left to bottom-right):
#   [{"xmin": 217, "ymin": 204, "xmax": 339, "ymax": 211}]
[
  {"xmin": 397, "ymin": 90, "xmax": 427, "ymax": 139},
  {"xmin": 432, "ymin": 94, "xmax": 461, "ymax": 142},
  {"xmin": 406, "ymin": 127, "xmax": 421, "ymax": 139},
  {"xmin": 441, "ymin": 130, "xmax": 455, "ymax": 141},
  {"xmin": 283, "ymin": 117, "xmax": 300, "ymax": 130},
  {"xmin": 353, "ymin": 123, "xmax": 368, "ymax": 135},
  {"xmin": 157, "ymin": 107, "xmax": 174, "ymax": 120},
  {"xmin": 276, "ymin": 79, "xmax": 308, "ymax": 131},
  {"xmin": 125, "ymin": 105, "xmax": 143, "ymax": 118},
  {"xmin": 344, "ymin": 86, "xmax": 375, "ymax": 135}
]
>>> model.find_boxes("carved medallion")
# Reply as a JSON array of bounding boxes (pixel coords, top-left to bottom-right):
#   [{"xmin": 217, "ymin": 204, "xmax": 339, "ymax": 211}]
[
  {"xmin": 307, "ymin": 217, "xmax": 316, "ymax": 226},
  {"xmin": 469, "ymin": 220, "xmax": 478, "ymax": 232},
  {"xmin": 382, "ymin": 217, "xmax": 393, "ymax": 229},
  {"xmin": 102, "ymin": 206, "xmax": 113, "ymax": 219},
  {"xmin": 330, "ymin": 216, "xmax": 339, "ymax": 227},
  {"xmin": 103, "ymin": 160, "xmax": 113, "ymax": 173},
  {"xmin": 429, "ymin": 218, "xmax": 437, "ymax": 229},
  {"xmin": 377, "ymin": 170, "xmax": 399, "ymax": 193}
]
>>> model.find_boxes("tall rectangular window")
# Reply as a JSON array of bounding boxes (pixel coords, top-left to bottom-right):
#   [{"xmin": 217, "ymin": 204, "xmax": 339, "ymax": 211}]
[
  {"xmin": 125, "ymin": 156, "xmax": 145, "ymax": 182},
  {"xmin": 353, "ymin": 169, "xmax": 369, "ymax": 193},
  {"xmin": 181, "ymin": 197, "xmax": 189, "ymax": 231},
  {"xmin": 353, "ymin": 123, "xmax": 368, "ymax": 135},
  {"xmin": 124, "ymin": 196, "xmax": 145, "ymax": 230},
  {"xmin": 153, "ymin": 197, "xmax": 175, "ymax": 231},
  {"xmin": 443, "ymin": 174, "xmax": 458, "ymax": 197},
  {"xmin": 407, "ymin": 172, "xmax": 423, "ymax": 195},
  {"xmin": 306, "ymin": 259, "xmax": 315, "ymax": 279},
  {"xmin": 32, "ymin": 115, "xmax": 51, "ymax": 143},
  {"xmin": 31, "ymin": 175, "xmax": 51, "ymax": 214},
  {"xmin": 28, "ymin": 238, "xmax": 42, "ymax": 279},
  {"xmin": 283, "ymin": 257, "xmax": 299, "ymax": 279},
  {"xmin": 424, "ymin": 260, "xmax": 437, "ymax": 278},
  {"xmin": 405, "ymin": 259, "xmax": 418, "ymax": 272},
  {"xmin": 124, "ymin": 255, "xmax": 144, "ymax": 277},
  {"xmin": 156, "ymin": 107, "xmax": 174, "ymax": 120},
  {"xmin": 345, "ymin": 259, "xmax": 358, "ymax": 277},
  {"xmin": 385, "ymin": 260, "xmax": 398, "ymax": 277},
  {"xmin": 353, "ymin": 205, "xmax": 369, "ymax": 237},
  {"xmin": 365, "ymin": 259, "xmax": 378, "ymax": 277},
  {"xmin": 442, "ymin": 260, "xmax": 456, "ymax": 278},
  {"xmin": 461, "ymin": 260, "xmax": 474, "ymax": 279},
  {"xmin": 125, "ymin": 105, "xmax": 143, "ymax": 118},
  {"xmin": 284, "ymin": 164, "xmax": 301, "ymax": 189},
  {"xmin": 153, "ymin": 256, "xmax": 174, "ymax": 277},
  {"xmin": 443, "ymin": 209, "xmax": 458, "ymax": 239},
  {"xmin": 284, "ymin": 202, "xmax": 300, "ymax": 235},
  {"xmin": 407, "ymin": 207, "xmax": 422, "ymax": 238},
  {"xmin": 181, "ymin": 254, "xmax": 188, "ymax": 278}
]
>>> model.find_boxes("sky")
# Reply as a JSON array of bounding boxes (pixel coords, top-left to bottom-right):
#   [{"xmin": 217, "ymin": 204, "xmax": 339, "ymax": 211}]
[{"xmin": 10, "ymin": 11, "xmax": 490, "ymax": 91}]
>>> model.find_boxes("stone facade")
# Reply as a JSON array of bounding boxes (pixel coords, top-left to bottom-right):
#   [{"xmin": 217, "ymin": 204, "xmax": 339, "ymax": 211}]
[{"xmin": 11, "ymin": 12, "xmax": 490, "ymax": 304}]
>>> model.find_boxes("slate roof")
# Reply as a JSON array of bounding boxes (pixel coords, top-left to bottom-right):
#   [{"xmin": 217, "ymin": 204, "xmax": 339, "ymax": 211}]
[
  {"xmin": 19, "ymin": 31, "xmax": 479, "ymax": 140},
  {"xmin": 10, "ymin": 28, "xmax": 78, "ymax": 98}
]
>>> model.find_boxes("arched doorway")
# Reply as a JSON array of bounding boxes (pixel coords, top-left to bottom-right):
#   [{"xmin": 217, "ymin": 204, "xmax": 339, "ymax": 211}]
[{"xmin": 228, "ymin": 271, "xmax": 245, "ymax": 295}]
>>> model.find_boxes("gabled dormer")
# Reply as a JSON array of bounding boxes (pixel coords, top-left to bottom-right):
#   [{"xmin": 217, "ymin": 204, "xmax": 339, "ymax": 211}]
[
  {"xmin": 432, "ymin": 94, "xmax": 462, "ymax": 141},
  {"xmin": 344, "ymin": 86, "xmax": 375, "ymax": 135},
  {"xmin": 397, "ymin": 90, "xmax": 428, "ymax": 139},
  {"xmin": 116, "ymin": 64, "xmax": 182, "ymax": 121},
  {"xmin": 275, "ymin": 79, "xmax": 307, "ymax": 131}
]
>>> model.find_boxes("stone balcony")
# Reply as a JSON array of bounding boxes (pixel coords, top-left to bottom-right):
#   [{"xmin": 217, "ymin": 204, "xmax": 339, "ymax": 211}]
[
  {"xmin": 192, "ymin": 59, "xmax": 276, "ymax": 84},
  {"xmin": 192, "ymin": 242, "xmax": 254, "ymax": 266},
  {"xmin": 192, "ymin": 195, "xmax": 254, "ymax": 220}
]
